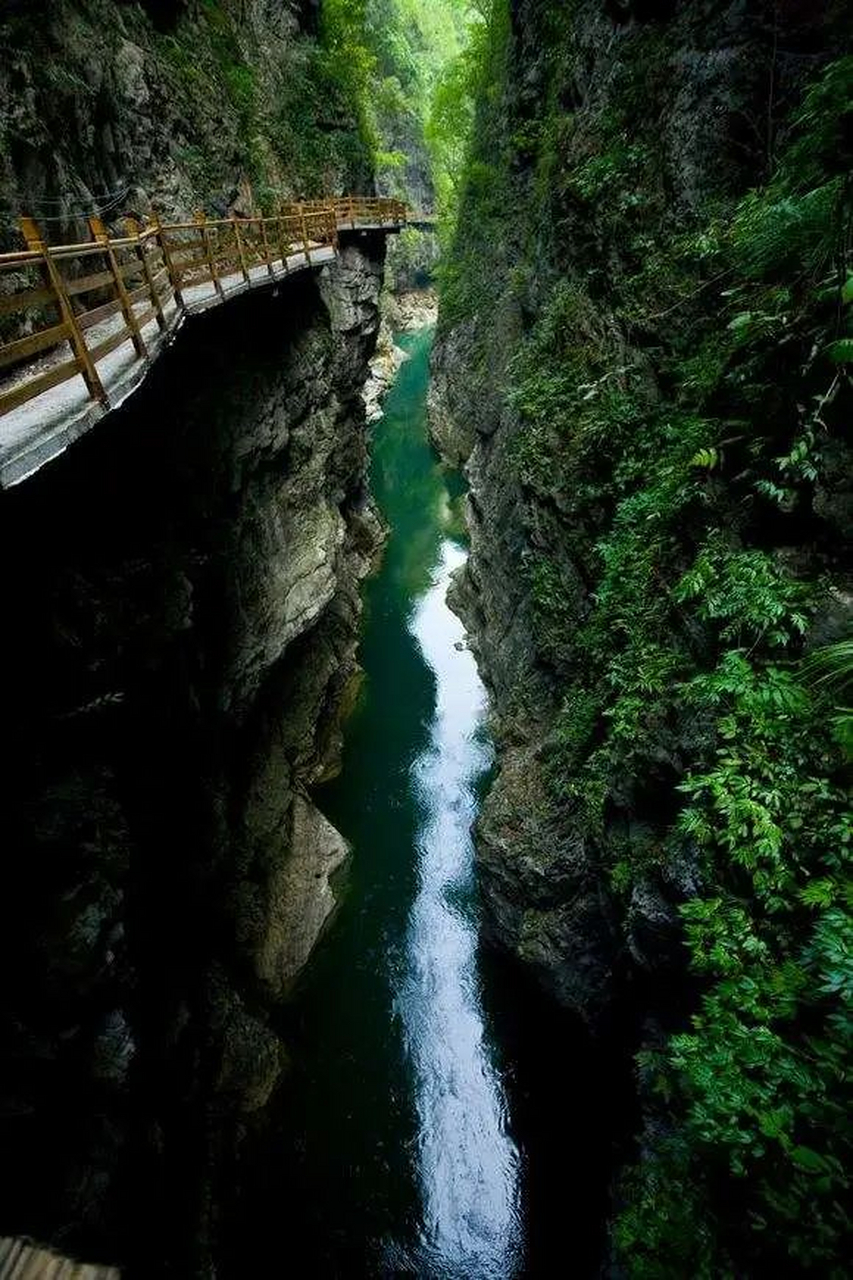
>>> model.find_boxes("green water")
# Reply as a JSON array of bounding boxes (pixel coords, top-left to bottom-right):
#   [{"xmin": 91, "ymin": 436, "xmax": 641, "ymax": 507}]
[{"xmin": 226, "ymin": 327, "xmax": 620, "ymax": 1278}]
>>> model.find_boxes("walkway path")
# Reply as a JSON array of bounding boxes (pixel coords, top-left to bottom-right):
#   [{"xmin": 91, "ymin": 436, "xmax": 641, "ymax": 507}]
[
  {"xmin": 0, "ymin": 1236, "xmax": 119, "ymax": 1278},
  {"xmin": 0, "ymin": 197, "xmax": 428, "ymax": 487}
]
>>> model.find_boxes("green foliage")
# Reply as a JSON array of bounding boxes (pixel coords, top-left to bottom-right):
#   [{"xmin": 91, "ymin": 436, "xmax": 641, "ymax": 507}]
[
  {"xmin": 567, "ymin": 142, "xmax": 653, "ymax": 209},
  {"xmin": 613, "ymin": 61, "xmax": 851, "ymax": 1265},
  {"xmin": 689, "ymin": 446, "xmax": 720, "ymax": 470},
  {"xmin": 316, "ymin": 0, "xmax": 482, "ymax": 284},
  {"xmin": 803, "ymin": 639, "xmax": 853, "ymax": 753},
  {"xmin": 650, "ymin": 658, "xmax": 850, "ymax": 1264},
  {"xmin": 362, "ymin": 0, "xmax": 478, "ymax": 219},
  {"xmin": 434, "ymin": 0, "xmax": 512, "ymax": 328},
  {"xmin": 440, "ymin": 9, "xmax": 853, "ymax": 1270},
  {"xmin": 826, "ymin": 336, "xmax": 853, "ymax": 363},
  {"xmin": 617, "ymin": 652, "xmax": 851, "ymax": 1277},
  {"xmin": 674, "ymin": 535, "xmax": 812, "ymax": 648},
  {"xmin": 321, "ymin": 0, "xmax": 379, "ymax": 156},
  {"xmin": 155, "ymin": 0, "xmax": 475, "ymax": 209},
  {"xmin": 425, "ymin": 39, "xmax": 481, "ymax": 236},
  {"xmin": 732, "ymin": 179, "xmax": 846, "ymax": 278},
  {"xmin": 144, "ymin": 0, "xmax": 375, "ymax": 204}
]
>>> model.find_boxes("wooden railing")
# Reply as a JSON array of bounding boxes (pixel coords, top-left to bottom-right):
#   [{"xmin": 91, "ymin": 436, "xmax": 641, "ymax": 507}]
[{"xmin": 0, "ymin": 196, "xmax": 411, "ymax": 422}]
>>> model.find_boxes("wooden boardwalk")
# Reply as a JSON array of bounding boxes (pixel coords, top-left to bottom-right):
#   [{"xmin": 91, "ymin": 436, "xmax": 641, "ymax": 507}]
[
  {"xmin": 0, "ymin": 1237, "xmax": 119, "ymax": 1278},
  {"xmin": 0, "ymin": 196, "xmax": 430, "ymax": 487}
]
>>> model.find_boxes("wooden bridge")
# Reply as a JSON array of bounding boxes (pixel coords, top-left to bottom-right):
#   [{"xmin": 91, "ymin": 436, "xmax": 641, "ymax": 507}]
[{"xmin": 0, "ymin": 196, "xmax": 431, "ymax": 487}]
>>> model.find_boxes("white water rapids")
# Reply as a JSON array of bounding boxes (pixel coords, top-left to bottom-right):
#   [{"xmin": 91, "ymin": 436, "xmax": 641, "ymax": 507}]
[{"xmin": 394, "ymin": 538, "xmax": 523, "ymax": 1279}]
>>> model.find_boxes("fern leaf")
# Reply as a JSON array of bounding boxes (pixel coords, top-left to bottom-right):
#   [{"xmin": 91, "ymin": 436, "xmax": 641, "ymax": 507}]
[
  {"xmin": 690, "ymin": 447, "xmax": 720, "ymax": 470},
  {"xmin": 816, "ymin": 274, "xmax": 853, "ymax": 306},
  {"xmin": 826, "ymin": 337, "xmax": 853, "ymax": 364},
  {"xmin": 728, "ymin": 312, "xmax": 753, "ymax": 333}
]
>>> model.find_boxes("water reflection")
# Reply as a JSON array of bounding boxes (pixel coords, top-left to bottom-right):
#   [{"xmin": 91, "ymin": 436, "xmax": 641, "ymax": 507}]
[
  {"xmin": 223, "ymin": 330, "xmax": 538, "ymax": 1279},
  {"xmin": 397, "ymin": 539, "xmax": 522, "ymax": 1278}
]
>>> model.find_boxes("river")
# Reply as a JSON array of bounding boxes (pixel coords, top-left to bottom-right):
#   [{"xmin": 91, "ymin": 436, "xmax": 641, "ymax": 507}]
[{"xmin": 224, "ymin": 326, "xmax": 619, "ymax": 1278}]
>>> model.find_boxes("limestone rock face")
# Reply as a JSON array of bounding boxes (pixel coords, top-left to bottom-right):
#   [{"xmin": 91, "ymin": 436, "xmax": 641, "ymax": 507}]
[
  {"xmin": 229, "ymin": 498, "xmax": 346, "ymax": 711},
  {"xmin": 0, "ymin": 235, "xmax": 386, "ymax": 1267},
  {"xmin": 428, "ymin": 320, "xmax": 488, "ymax": 467},
  {"xmin": 363, "ymin": 318, "xmax": 408, "ymax": 423},
  {"xmin": 386, "ymin": 288, "xmax": 438, "ymax": 333},
  {"xmin": 0, "ymin": 0, "xmax": 369, "ymax": 247},
  {"xmin": 320, "ymin": 242, "xmax": 387, "ymax": 338},
  {"xmin": 474, "ymin": 737, "xmax": 617, "ymax": 1017},
  {"xmin": 255, "ymin": 795, "xmax": 349, "ymax": 997},
  {"xmin": 430, "ymin": 0, "xmax": 851, "ymax": 1034}
]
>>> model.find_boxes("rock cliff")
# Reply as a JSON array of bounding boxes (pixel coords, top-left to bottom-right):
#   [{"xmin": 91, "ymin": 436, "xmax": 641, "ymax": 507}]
[
  {"xmin": 0, "ymin": 233, "xmax": 386, "ymax": 1273},
  {"xmin": 0, "ymin": 0, "xmax": 370, "ymax": 248},
  {"xmin": 436, "ymin": 0, "xmax": 852, "ymax": 1019},
  {"xmin": 433, "ymin": 0, "xmax": 852, "ymax": 1270}
]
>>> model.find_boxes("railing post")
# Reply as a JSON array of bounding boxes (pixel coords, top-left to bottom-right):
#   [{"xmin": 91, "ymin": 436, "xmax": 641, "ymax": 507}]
[
  {"xmin": 275, "ymin": 210, "xmax": 289, "ymax": 272},
  {"xmin": 89, "ymin": 214, "xmax": 147, "ymax": 360},
  {"xmin": 19, "ymin": 215, "xmax": 108, "ymax": 409},
  {"xmin": 231, "ymin": 215, "xmax": 251, "ymax": 285},
  {"xmin": 195, "ymin": 210, "xmax": 225, "ymax": 301},
  {"xmin": 153, "ymin": 212, "xmax": 184, "ymax": 309},
  {"xmin": 258, "ymin": 215, "xmax": 275, "ymax": 279},
  {"xmin": 299, "ymin": 206, "xmax": 312, "ymax": 267},
  {"xmin": 348, "ymin": 194, "xmax": 356, "ymax": 231},
  {"xmin": 328, "ymin": 205, "xmax": 339, "ymax": 252},
  {"xmin": 125, "ymin": 217, "xmax": 166, "ymax": 333}
]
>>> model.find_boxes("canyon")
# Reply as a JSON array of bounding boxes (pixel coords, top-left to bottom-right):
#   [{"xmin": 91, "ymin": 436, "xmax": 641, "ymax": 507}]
[{"xmin": 1, "ymin": 1, "xmax": 851, "ymax": 1277}]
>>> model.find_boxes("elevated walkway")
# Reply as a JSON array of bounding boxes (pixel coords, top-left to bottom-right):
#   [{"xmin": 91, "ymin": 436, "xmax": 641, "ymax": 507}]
[
  {"xmin": 0, "ymin": 196, "xmax": 434, "ymax": 487},
  {"xmin": 0, "ymin": 1236, "xmax": 119, "ymax": 1278}
]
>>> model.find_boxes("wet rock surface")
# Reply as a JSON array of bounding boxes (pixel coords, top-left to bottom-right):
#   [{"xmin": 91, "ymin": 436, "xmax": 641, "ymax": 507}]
[
  {"xmin": 363, "ymin": 318, "xmax": 409, "ymax": 424},
  {"xmin": 385, "ymin": 288, "xmax": 438, "ymax": 333}
]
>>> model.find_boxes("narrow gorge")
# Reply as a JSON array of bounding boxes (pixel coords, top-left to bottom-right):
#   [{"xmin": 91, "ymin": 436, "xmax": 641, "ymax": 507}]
[{"xmin": 0, "ymin": 1, "xmax": 851, "ymax": 1278}]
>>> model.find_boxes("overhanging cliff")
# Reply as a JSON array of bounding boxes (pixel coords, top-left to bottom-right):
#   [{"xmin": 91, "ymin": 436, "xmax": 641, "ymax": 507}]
[{"xmin": 0, "ymin": 232, "xmax": 386, "ymax": 1273}]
